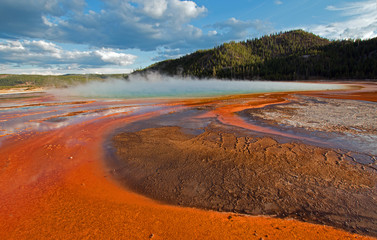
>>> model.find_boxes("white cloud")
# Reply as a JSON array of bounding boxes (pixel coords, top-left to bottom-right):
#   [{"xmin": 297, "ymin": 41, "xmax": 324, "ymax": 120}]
[
  {"xmin": 275, "ymin": 0, "xmax": 283, "ymax": 5},
  {"xmin": 169, "ymin": 0, "xmax": 207, "ymax": 22},
  {"xmin": 94, "ymin": 49, "xmax": 136, "ymax": 66},
  {"xmin": 138, "ymin": 0, "xmax": 168, "ymax": 18},
  {"xmin": 0, "ymin": 66, "xmax": 133, "ymax": 75},
  {"xmin": 0, "ymin": 40, "xmax": 25, "ymax": 52},
  {"xmin": 208, "ymin": 30, "xmax": 217, "ymax": 36},
  {"xmin": 26, "ymin": 40, "xmax": 61, "ymax": 54},
  {"xmin": 0, "ymin": 39, "xmax": 137, "ymax": 68},
  {"xmin": 307, "ymin": 0, "xmax": 377, "ymax": 39},
  {"xmin": 0, "ymin": 0, "xmax": 209, "ymax": 52},
  {"xmin": 42, "ymin": 15, "xmax": 56, "ymax": 27},
  {"xmin": 0, "ymin": 0, "xmax": 277, "ymax": 69},
  {"xmin": 0, "ymin": 0, "xmax": 274, "ymax": 63}
]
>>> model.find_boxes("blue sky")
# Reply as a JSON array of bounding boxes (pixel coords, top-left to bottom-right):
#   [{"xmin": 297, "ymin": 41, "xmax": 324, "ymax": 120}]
[{"xmin": 0, "ymin": 0, "xmax": 376, "ymax": 75}]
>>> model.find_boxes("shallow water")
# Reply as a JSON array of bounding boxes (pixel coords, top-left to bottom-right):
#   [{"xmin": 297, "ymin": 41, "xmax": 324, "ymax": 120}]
[
  {"xmin": 0, "ymin": 95, "xmax": 168, "ymax": 140},
  {"xmin": 50, "ymin": 78, "xmax": 346, "ymax": 99}
]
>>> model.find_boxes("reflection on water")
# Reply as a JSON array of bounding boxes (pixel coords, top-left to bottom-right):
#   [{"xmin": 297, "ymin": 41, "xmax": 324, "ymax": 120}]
[{"xmin": 0, "ymin": 93, "xmax": 166, "ymax": 139}]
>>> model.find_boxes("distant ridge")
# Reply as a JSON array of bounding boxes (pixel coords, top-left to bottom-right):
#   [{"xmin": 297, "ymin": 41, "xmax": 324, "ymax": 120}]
[{"xmin": 137, "ymin": 30, "xmax": 377, "ymax": 80}]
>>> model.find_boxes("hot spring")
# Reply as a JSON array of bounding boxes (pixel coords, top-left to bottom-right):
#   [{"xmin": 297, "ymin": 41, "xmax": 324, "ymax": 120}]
[{"xmin": 51, "ymin": 74, "xmax": 347, "ymax": 99}]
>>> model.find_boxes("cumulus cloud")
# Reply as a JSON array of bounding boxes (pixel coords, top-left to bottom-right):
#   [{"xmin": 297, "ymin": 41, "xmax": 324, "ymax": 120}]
[
  {"xmin": 0, "ymin": 0, "xmax": 86, "ymax": 38},
  {"xmin": 307, "ymin": 0, "xmax": 377, "ymax": 39},
  {"xmin": 133, "ymin": 0, "xmax": 206, "ymax": 21},
  {"xmin": 139, "ymin": 0, "xmax": 168, "ymax": 18},
  {"xmin": 0, "ymin": 0, "xmax": 208, "ymax": 51},
  {"xmin": 0, "ymin": 0, "xmax": 266, "ymax": 55},
  {"xmin": 0, "ymin": 66, "xmax": 134, "ymax": 75},
  {"xmin": 0, "ymin": 0, "xmax": 276, "ymax": 70},
  {"xmin": 0, "ymin": 39, "xmax": 136, "ymax": 68},
  {"xmin": 169, "ymin": 0, "xmax": 207, "ymax": 22}
]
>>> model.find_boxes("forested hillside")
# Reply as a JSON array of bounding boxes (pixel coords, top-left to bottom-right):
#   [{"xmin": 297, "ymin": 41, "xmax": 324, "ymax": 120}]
[{"xmin": 139, "ymin": 30, "xmax": 377, "ymax": 80}]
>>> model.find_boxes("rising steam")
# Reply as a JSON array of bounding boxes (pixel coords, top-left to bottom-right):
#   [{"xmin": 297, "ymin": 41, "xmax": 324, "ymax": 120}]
[{"xmin": 49, "ymin": 72, "xmax": 346, "ymax": 99}]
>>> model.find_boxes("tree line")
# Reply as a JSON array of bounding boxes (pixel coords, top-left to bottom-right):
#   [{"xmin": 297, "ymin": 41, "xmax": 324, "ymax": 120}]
[{"xmin": 139, "ymin": 30, "xmax": 377, "ymax": 80}]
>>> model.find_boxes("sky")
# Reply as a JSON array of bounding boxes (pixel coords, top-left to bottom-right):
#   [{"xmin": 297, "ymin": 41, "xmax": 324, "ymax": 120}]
[{"xmin": 0, "ymin": 0, "xmax": 376, "ymax": 75}]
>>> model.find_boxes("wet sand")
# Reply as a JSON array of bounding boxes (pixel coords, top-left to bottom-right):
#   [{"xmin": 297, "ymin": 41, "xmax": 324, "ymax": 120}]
[{"xmin": 0, "ymin": 82, "xmax": 376, "ymax": 239}]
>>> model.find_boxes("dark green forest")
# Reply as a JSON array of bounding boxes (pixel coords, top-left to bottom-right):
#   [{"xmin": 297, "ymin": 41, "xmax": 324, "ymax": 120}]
[{"xmin": 139, "ymin": 30, "xmax": 377, "ymax": 80}]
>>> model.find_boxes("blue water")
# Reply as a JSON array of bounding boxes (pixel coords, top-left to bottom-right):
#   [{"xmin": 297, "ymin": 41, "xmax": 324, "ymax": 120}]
[{"xmin": 54, "ymin": 77, "xmax": 346, "ymax": 99}]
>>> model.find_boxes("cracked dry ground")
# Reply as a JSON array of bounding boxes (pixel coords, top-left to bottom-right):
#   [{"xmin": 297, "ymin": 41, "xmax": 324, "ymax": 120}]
[{"xmin": 113, "ymin": 126, "xmax": 377, "ymax": 237}]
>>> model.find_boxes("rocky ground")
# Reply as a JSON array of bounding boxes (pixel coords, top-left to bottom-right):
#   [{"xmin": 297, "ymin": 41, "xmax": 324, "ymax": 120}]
[{"xmin": 246, "ymin": 95, "xmax": 377, "ymax": 135}]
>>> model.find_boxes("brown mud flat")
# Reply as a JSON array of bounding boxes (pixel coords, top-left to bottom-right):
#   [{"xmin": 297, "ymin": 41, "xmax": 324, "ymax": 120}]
[{"xmin": 113, "ymin": 125, "xmax": 377, "ymax": 237}]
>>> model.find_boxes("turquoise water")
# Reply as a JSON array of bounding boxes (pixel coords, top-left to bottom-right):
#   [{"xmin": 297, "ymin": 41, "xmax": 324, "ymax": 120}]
[{"xmin": 53, "ymin": 77, "xmax": 346, "ymax": 99}]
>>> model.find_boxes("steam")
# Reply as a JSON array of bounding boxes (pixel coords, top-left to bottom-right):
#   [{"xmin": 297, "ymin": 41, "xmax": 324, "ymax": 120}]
[{"xmin": 49, "ymin": 72, "xmax": 345, "ymax": 99}]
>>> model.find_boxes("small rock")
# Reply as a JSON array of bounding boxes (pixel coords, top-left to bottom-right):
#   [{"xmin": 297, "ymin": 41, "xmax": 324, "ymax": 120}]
[{"xmin": 149, "ymin": 233, "xmax": 154, "ymax": 239}]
